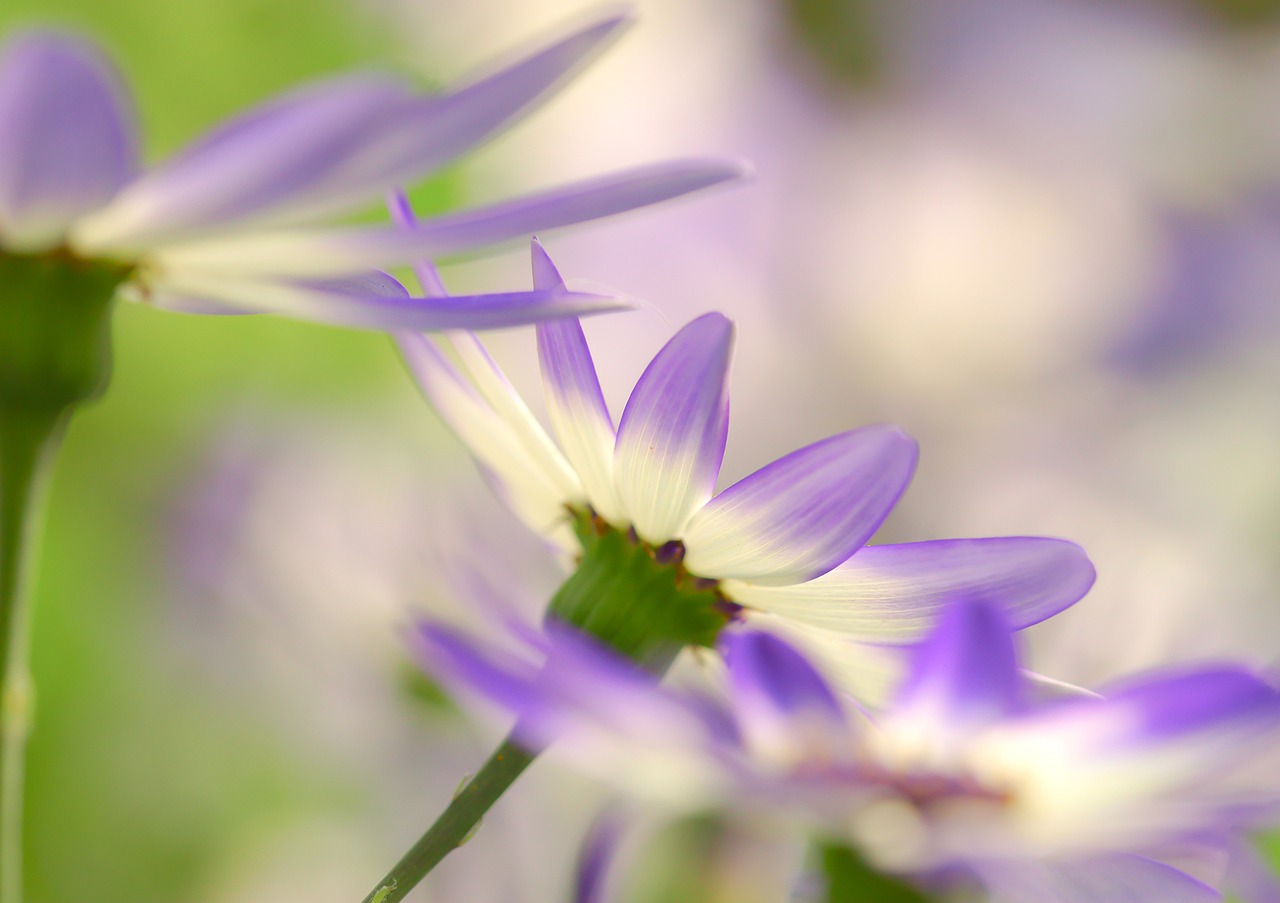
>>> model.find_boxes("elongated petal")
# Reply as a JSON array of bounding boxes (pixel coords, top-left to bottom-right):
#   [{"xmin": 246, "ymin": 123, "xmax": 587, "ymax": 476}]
[
  {"xmin": 534, "ymin": 240, "xmax": 625, "ymax": 523},
  {"xmin": 738, "ymin": 611, "xmax": 905, "ymax": 710},
  {"xmin": 397, "ymin": 333, "xmax": 571, "ymax": 535},
  {"xmin": 73, "ymin": 76, "xmax": 415, "ymax": 252},
  {"xmin": 0, "ymin": 31, "xmax": 138, "ymax": 250},
  {"xmin": 721, "ymin": 630, "xmax": 849, "ymax": 766},
  {"xmin": 143, "ymin": 270, "xmax": 630, "ymax": 329},
  {"xmin": 75, "ymin": 14, "xmax": 635, "ymax": 252},
  {"xmin": 397, "ymin": 157, "xmax": 750, "ymax": 257},
  {"xmin": 1095, "ymin": 666, "xmax": 1280, "ymax": 753},
  {"xmin": 722, "ymin": 630, "xmax": 845, "ymax": 723},
  {"xmin": 448, "ymin": 330, "xmax": 582, "ymax": 501},
  {"xmin": 394, "ymin": 10, "xmax": 632, "ymax": 182},
  {"xmin": 682, "ymin": 426, "xmax": 918, "ymax": 585},
  {"xmin": 614, "ymin": 313, "xmax": 733, "ymax": 543},
  {"xmin": 574, "ymin": 810, "xmax": 625, "ymax": 903},
  {"xmin": 139, "ymin": 159, "xmax": 749, "ymax": 279},
  {"xmin": 893, "ymin": 599, "xmax": 1024, "ymax": 731},
  {"xmin": 980, "ymin": 855, "xmax": 1220, "ymax": 903},
  {"xmin": 722, "ymin": 536, "xmax": 1095, "ymax": 642}
]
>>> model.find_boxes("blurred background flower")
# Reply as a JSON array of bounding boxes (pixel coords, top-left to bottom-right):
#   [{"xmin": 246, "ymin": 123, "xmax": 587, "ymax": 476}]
[{"xmin": 7, "ymin": 0, "xmax": 1280, "ymax": 899}]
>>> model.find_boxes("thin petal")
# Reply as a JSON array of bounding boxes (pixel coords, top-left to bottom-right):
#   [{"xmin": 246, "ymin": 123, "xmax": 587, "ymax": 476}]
[
  {"xmin": 448, "ymin": 330, "xmax": 582, "ymax": 502},
  {"xmin": 720, "ymin": 629, "xmax": 849, "ymax": 765},
  {"xmin": 393, "ymin": 10, "xmax": 632, "ymax": 183},
  {"xmin": 75, "ymin": 13, "xmax": 635, "ymax": 251},
  {"xmin": 682, "ymin": 426, "xmax": 918, "ymax": 585},
  {"xmin": 0, "ymin": 31, "xmax": 138, "ymax": 250},
  {"xmin": 1097, "ymin": 666, "xmax": 1280, "ymax": 752},
  {"xmin": 722, "ymin": 630, "xmax": 845, "ymax": 723},
  {"xmin": 397, "ymin": 332, "xmax": 572, "ymax": 536},
  {"xmin": 614, "ymin": 313, "xmax": 734, "ymax": 543},
  {"xmin": 137, "ymin": 159, "xmax": 749, "ymax": 279},
  {"xmin": 981, "ymin": 855, "xmax": 1221, "ymax": 903},
  {"xmin": 722, "ymin": 536, "xmax": 1095, "ymax": 641},
  {"xmin": 574, "ymin": 810, "xmax": 626, "ymax": 903},
  {"xmin": 143, "ymin": 270, "xmax": 631, "ymax": 330},
  {"xmin": 892, "ymin": 599, "xmax": 1025, "ymax": 730},
  {"xmin": 534, "ymin": 239, "xmax": 625, "ymax": 523},
  {"xmin": 738, "ymin": 611, "xmax": 905, "ymax": 710},
  {"xmin": 396, "ymin": 157, "xmax": 750, "ymax": 257},
  {"xmin": 74, "ymin": 75, "xmax": 415, "ymax": 251}
]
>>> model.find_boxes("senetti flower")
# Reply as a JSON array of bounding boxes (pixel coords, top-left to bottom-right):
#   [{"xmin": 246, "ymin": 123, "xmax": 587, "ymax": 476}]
[
  {"xmin": 415, "ymin": 603, "xmax": 1280, "ymax": 903},
  {"xmin": 0, "ymin": 14, "xmax": 742, "ymax": 329},
  {"xmin": 398, "ymin": 241, "xmax": 1094, "ymax": 664}
]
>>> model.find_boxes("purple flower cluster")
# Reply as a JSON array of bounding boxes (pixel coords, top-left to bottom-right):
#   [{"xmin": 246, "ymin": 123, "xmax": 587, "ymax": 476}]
[
  {"xmin": 401, "ymin": 243, "xmax": 1280, "ymax": 901},
  {"xmin": 418, "ymin": 601, "xmax": 1280, "ymax": 902}
]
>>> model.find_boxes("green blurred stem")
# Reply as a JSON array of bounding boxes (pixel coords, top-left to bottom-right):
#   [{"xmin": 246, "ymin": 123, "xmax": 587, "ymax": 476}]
[
  {"xmin": 358, "ymin": 735, "xmax": 536, "ymax": 903},
  {"xmin": 0, "ymin": 407, "xmax": 63, "ymax": 903}
]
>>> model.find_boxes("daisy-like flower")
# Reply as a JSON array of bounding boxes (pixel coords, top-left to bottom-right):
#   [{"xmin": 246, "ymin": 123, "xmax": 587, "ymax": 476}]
[
  {"xmin": 0, "ymin": 12, "xmax": 742, "ymax": 329},
  {"xmin": 415, "ymin": 602, "xmax": 1280, "ymax": 903},
  {"xmin": 397, "ymin": 240, "xmax": 1094, "ymax": 669}
]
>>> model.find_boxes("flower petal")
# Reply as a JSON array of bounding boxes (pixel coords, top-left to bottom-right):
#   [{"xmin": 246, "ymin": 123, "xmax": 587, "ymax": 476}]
[
  {"xmin": 448, "ymin": 329, "xmax": 582, "ymax": 502},
  {"xmin": 0, "ymin": 31, "xmax": 138, "ymax": 250},
  {"xmin": 138, "ymin": 159, "xmax": 749, "ymax": 279},
  {"xmin": 722, "ymin": 536, "xmax": 1095, "ymax": 641},
  {"xmin": 722, "ymin": 629, "xmax": 845, "ymax": 723},
  {"xmin": 979, "ymin": 855, "xmax": 1221, "ymax": 903},
  {"xmin": 892, "ymin": 599, "xmax": 1025, "ymax": 731},
  {"xmin": 143, "ymin": 270, "xmax": 631, "ymax": 330},
  {"xmin": 73, "ymin": 75, "xmax": 415, "ymax": 252},
  {"xmin": 1095, "ymin": 666, "xmax": 1280, "ymax": 753},
  {"xmin": 75, "ymin": 14, "xmax": 635, "ymax": 252},
  {"xmin": 397, "ymin": 157, "xmax": 750, "ymax": 257},
  {"xmin": 720, "ymin": 629, "xmax": 849, "ymax": 765},
  {"xmin": 534, "ymin": 240, "xmax": 625, "ymax": 523},
  {"xmin": 682, "ymin": 426, "xmax": 918, "ymax": 585},
  {"xmin": 397, "ymin": 333, "xmax": 571, "ymax": 536},
  {"xmin": 614, "ymin": 313, "xmax": 734, "ymax": 543}
]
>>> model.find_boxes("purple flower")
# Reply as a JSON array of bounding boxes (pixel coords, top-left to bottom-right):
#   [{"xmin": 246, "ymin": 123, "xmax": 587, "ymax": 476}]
[
  {"xmin": 399, "ymin": 240, "xmax": 1094, "ymax": 667},
  {"xmin": 413, "ymin": 604, "xmax": 1280, "ymax": 903},
  {"xmin": 0, "ymin": 14, "xmax": 745, "ymax": 329}
]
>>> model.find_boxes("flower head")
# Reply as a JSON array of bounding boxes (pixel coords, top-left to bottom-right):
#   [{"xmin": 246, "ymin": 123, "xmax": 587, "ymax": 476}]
[
  {"xmin": 399, "ymin": 241, "xmax": 1095, "ymax": 668},
  {"xmin": 0, "ymin": 15, "xmax": 745, "ymax": 330},
  {"xmin": 414, "ymin": 603, "xmax": 1280, "ymax": 903}
]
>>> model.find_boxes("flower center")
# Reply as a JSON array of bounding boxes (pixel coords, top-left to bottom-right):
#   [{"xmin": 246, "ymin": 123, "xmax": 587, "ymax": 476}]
[
  {"xmin": 545, "ymin": 508, "xmax": 739, "ymax": 669},
  {"xmin": 0, "ymin": 249, "xmax": 133, "ymax": 412}
]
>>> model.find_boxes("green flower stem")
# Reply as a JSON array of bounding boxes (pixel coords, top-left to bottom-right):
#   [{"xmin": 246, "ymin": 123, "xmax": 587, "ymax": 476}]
[
  {"xmin": 360, "ymin": 509, "xmax": 734, "ymax": 901},
  {"xmin": 358, "ymin": 735, "xmax": 536, "ymax": 903},
  {"xmin": 0, "ymin": 407, "xmax": 64, "ymax": 903}
]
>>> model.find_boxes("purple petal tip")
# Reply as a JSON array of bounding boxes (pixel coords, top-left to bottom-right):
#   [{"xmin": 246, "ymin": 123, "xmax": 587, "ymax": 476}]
[{"xmin": 530, "ymin": 235, "xmax": 566, "ymax": 290}]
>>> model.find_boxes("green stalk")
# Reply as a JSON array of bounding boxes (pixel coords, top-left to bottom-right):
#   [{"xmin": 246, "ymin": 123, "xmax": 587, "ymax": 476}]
[
  {"xmin": 359, "ymin": 736, "xmax": 536, "ymax": 903},
  {"xmin": 0, "ymin": 407, "xmax": 64, "ymax": 903}
]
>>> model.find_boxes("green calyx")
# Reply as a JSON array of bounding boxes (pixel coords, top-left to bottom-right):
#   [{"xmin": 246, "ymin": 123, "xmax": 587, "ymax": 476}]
[
  {"xmin": 547, "ymin": 508, "xmax": 736, "ymax": 667},
  {"xmin": 0, "ymin": 250, "xmax": 132, "ymax": 414}
]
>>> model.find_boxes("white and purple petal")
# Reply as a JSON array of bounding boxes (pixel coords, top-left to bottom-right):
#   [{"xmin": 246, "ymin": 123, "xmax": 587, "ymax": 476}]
[
  {"xmin": 0, "ymin": 31, "xmax": 138, "ymax": 250},
  {"xmin": 891, "ymin": 599, "xmax": 1025, "ymax": 731},
  {"xmin": 979, "ymin": 854, "xmax": 1221, "ymax": 903},
  {"xmin": 614, "ymin": 313, "xmax": 734, "ymax": 543},
  {"xmin": 73, "ymin": 75, "xmax": 415, "ymax": 252},
  {"xmin": 144, "ymin": 269, "xmax": 630, "ymax": 330},
  {"xmin": 721, "ymin": 536, "xmax": 1095, "ymax": 642},
  {"xmin": 448, "ymin": 329, "xmax": 582, "ymax": 502},
  {"xmin": 73, "ymin": 14, "xmax": 636, "ymax": 252},
  {"xmin": 397, "ymin": 332, "xmax": 571, "ymax": 535},
  {"xmin": 534, "ymin": 240, "xmax": 625, "ymax": 523},
  {"xmin": 138, "ymin": 159, "xmax": 748, "ymax": 280},
  {"xmin": 681, "ymin": 426, "xmax": 919, "ymax": 585},
  {"xmin": 720, "ymin": 629, "xmax": 850, "ymax": 765}
]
